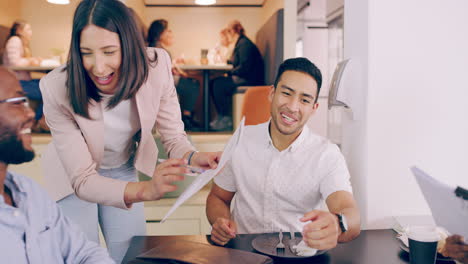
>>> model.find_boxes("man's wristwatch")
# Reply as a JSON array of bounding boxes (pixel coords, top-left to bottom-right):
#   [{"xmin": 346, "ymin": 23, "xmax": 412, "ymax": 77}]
[{"xmin": 336, "ymin": 213, "xmax": 348, "ymax": 233}]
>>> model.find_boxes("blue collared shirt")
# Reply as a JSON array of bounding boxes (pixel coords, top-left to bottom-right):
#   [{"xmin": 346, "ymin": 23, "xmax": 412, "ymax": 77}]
[{"xmin": 1, "ymin": 171, "xmax": 114, "ymax": 264}]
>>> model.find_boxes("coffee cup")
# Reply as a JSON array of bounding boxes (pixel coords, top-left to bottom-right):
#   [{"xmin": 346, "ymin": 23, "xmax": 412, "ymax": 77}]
[
  {"xmin": 407, "ymin": 226, "xmax": 441, "ymax": 264},
  {"xmin": 200, "ymin": 49, "xmax": 209, "ymax": 65}
]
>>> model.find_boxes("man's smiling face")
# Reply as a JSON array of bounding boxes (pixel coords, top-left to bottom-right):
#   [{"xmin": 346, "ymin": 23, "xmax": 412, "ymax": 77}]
[
  {"xmin": 269, "ymin": 70, "xmax": 319, "ymax": 137},
  {"xmin": 0, "ymin": 68, "xmax": 35, "ymax": 164}
]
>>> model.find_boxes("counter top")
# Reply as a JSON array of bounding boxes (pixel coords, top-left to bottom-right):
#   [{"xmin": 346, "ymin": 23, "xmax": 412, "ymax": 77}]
[
  {"xmin": 31, "ymin": 133, "xmax": 231, "ymax": 145},
  {"xmin": 178, "ymin": 64, "xmax": 233, "ymax": 71},
  {"xmin": 32, "ymin": 134, "xmax": 53, "ymax": 144}
]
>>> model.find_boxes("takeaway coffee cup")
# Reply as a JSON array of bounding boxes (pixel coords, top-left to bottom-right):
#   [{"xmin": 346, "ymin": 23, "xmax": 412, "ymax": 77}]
[{"xmin": 407, "ymin": 226, "xmax": 440, "ymax": 264}]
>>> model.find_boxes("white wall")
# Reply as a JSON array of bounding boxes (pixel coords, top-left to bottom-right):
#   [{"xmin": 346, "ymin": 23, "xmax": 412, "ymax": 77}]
[
  {"xmin": 282, "ymin": 0, "xmax": 296, "ymax": 59},
  {"xmin": 344, "ymin": 0, "xmax": 468, "ymax": 229},
  {"xmin": 302, "ymin": 26, "xmax": 329, "ymax": 137},
  {"xmin": 261, "ymin": 0, "xmax": 284, "ymax": 26},
  {"xmin": 126, "ymin": 0, "xmax": 146, "ymax": 20},
  {"xmin": 297, "ymin": 0, "xmax": 328, "ymax": 137},
  {"xmin": 0, "ymin": 1, "xmax": 21, "ymax": 27},
  {"xmin": 341, "ymin": 0, "xmax": 369, "ymax": 228},
  {"xmin": 22, "ymin": 0, "xmax": 146, "ymax": 59},
  {"xmin": 21, "ymin": 0, "xmax": 80, "ymax": 59},
  {"xmin": 21, "ymin": 0, "xmax": 145, "ymax": 60}
]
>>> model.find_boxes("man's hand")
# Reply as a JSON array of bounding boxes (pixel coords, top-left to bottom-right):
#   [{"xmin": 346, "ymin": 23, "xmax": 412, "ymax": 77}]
[
  {"xmin": 300, "ymin": 210, "xmax": 340, "ymax": 250},
  {"xmin": 210, "ymin": 217, "xmax": 237, "ymax": 246},
  {"xmin": 190, "ymin": 151, "xmax": 222, "ymax": 170},
  {"xmin": 441, "ymin": 235, "xmax": 468, "ymax": 264}
]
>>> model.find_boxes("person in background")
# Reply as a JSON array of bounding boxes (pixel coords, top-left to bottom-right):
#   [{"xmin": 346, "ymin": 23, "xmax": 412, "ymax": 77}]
[
  {"xmin": 147, "ymin": 19, "xmax": 201, "ymax": 131},
  {"xmin": 40, "ymin": 0, "xmax": 220, "ymax": 262},
  {"xmin": 0, "ymin": 66, "xmax": 114, "ymax": 264},
  {"xmin": 206, "ymin": 58, "xmax": 360, "ymax": 248},
  {"xmin": 209, "ymin": 28, "xmax": 232, "ymax": 65},
  {"xmin": 209, "ymin": 20, "xmax": 264, "ymax": 131},
  {"xmin": 2, "ymin": 20, "xmax": 48, "ymax": 133}
]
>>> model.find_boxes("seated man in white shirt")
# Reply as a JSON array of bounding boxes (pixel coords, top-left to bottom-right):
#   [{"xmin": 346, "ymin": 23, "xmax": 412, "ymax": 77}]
[
  {"xmin": 206, "ymin": 57, "xmax": 361, "ymax": 249},
  {"xmin": 0, "ymin": 67, "xmax": 114, "ymax": 263}
]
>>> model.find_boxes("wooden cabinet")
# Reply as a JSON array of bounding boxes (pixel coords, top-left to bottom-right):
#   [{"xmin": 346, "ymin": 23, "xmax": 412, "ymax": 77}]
[{"xmin": 143, "ymin": 186, "xmax": 212, "ymax": 236}]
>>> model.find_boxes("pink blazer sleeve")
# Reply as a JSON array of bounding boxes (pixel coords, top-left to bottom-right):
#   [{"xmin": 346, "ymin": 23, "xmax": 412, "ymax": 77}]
[
  {"xmin": 4, "ymin": 36, "xmax": 30, "ymax": 66},
  {"xmin": 40, "ymin": 71, "xmax": 129, "ymax": 209}
]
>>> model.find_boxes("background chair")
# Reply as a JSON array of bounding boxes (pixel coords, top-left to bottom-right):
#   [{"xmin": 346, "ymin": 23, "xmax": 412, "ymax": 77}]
[{"xmin": 233, "ymin": 85, "xmax": 271, "ymax": 128}]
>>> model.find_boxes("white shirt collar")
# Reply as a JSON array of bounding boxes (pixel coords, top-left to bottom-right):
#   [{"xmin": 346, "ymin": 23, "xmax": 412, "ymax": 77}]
[{"xmin": 265, "ymin": 120, "xmax": 310, "ymax": 153}]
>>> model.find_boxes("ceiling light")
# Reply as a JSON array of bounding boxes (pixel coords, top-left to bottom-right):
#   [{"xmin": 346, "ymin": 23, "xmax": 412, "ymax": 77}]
[
  {"xmin": 195, "ymin": 0, "xmax": 216, "ymax": 5},
  {"xmin": 47, "ymin": 0, "xmax": 70, "ymax": 4}
]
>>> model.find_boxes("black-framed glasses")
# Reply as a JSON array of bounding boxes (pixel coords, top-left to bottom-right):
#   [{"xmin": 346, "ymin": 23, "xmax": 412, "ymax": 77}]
[{"xmin": 0, "ymin": 96, "xmax": 29, "ymax": 107}]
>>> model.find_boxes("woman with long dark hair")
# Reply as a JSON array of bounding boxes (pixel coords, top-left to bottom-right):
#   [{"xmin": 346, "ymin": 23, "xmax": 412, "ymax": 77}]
[{"xmin": 40, "ymin": 0, "xmax": 220, "ymax": 262}]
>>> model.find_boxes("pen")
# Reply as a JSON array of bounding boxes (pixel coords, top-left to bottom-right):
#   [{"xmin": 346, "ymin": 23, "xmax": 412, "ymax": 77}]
[{"xmin": 157, "ymin": 159, "xmax": 206, "ymax": 174}]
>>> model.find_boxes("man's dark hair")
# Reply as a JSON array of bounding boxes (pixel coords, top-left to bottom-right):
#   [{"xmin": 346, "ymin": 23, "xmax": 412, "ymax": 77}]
[
  {"xmin": 147, "ymin": 19, "xmax": 168, "ymax": 48},
  {"xmin": 66, "ymin": 0, "xmax": 154, "ymax": 118},
  {"xmin": 273, "ymin": 57, "xmax": 322, "ymax": 103}
]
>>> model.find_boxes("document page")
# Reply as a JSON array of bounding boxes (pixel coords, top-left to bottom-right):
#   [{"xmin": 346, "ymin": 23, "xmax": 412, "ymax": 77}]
[
  {"xmin": 411, "ymin": 166, "xmax": 468, "ymax": 239},
  {"xmin": 161, "ymin": 118, "xmax": 245, "ymax": 222}
]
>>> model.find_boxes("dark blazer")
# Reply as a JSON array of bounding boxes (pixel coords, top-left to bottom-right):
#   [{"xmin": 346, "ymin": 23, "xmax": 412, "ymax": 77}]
[{"xmin": 228, "ymin": 35, "xmax": 264, "ymax": 85}]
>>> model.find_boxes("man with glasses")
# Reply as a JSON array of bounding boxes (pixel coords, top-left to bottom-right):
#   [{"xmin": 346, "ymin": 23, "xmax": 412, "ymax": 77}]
[{"xmin": 0, "ymin": 67, "xmax": 114, "ymax": 263}]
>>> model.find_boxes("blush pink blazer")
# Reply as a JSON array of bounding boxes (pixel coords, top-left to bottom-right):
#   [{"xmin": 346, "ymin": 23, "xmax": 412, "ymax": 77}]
[{"xmin": 40, "ymin": 48, "xmax": 194, "ymax": 209}]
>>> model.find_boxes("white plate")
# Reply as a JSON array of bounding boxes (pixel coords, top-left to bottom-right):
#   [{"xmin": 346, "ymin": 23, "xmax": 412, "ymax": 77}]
[{"xmin": 251, "ymin": 233, "xmax": 327, "ymax": 259}]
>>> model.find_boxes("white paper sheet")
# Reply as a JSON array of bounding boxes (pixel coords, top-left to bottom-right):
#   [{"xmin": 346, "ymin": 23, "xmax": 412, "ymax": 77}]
[
  {"xmin": 161, "ymin": 118, "xmax": 245, "ymax": 222},
  {"xmin": 411, "ymin": 166, "xmax": 468, "ymax": 240}
]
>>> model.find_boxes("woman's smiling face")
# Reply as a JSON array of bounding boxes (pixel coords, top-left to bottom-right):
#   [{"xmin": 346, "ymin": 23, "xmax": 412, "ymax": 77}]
[{"xmin": 80, "ymin": 24, "xmax": 122, "ymax": 94}]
